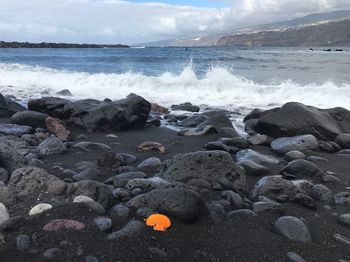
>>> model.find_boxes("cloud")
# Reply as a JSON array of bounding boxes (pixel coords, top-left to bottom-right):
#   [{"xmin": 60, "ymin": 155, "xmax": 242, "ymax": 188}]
[{"xmin": 0, "ymin": 0, "xmax": 349, "ymax": 44}]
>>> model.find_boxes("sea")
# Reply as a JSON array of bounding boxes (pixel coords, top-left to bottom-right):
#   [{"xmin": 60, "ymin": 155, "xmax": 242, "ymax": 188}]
[{"xmin": 1, "ymin": 47, "xmax": 350, "ymax": 114}]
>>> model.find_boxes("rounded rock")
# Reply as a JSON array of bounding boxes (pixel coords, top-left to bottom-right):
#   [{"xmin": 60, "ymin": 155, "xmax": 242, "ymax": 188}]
[
  {"xmin": 338, "ymin": 214, "xmax": 350, "ymax": 227},
  {"xmin": 274, "ymin": 216, "xmax": 311, "ymax": 242},
  {"xmin": 29, "ymin": 203, "xmax": 53, "ymax": 216}
]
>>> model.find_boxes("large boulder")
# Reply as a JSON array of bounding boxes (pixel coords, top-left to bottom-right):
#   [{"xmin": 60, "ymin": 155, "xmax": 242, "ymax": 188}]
[
  {"xmin": 246, "ymin": 102, "xmax": 350, "ymax": 140},
  {"xmin": 11, "ymin": 110, "xmax": 48, "ymax": 128},
  {"xmin": 126, "ymin": 188, "xmax": 205, "ymax": 222},
  {"xmin": 271, "ymin": 135, "xmax": 319, "ymax": 155},
  {"xmin": 158, "ymin": 151, "xmax": 247, "ymax": 192},
  {"xmin": 28, "ymin": 94, "xmax": 151, "ymax": 131},
  {"xmin": 0, "ymin": 94, "xmax": 26, "ymax": 117}
]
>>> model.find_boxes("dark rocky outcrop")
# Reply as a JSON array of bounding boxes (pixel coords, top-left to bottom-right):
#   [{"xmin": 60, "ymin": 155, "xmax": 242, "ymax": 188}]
[
  {"xmin": 245, "ymin": 102, "xmax": 350, "ymax": 140},
  {"xmin": 28, "ymin": 94, "xmax": 151, "ymax": 131},
  {"xmin": 0, "ymin": 94, "xmax": 26, "ymax": 117}
]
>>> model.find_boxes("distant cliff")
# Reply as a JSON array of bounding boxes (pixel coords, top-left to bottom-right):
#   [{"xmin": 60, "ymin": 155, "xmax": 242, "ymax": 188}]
[
  {"xmin": 217, "ymin": 20, "xmax": 350, "ymax": 47},
  {"xmin": 0, "ymin": 41, "xmax": 129, "ymax": 48}
]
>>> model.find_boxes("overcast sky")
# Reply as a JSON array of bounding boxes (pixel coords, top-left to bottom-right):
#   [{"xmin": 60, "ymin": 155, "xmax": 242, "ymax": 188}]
[{"xmin": 0, "ymin": 0, "xmax": 349, "ymax": 44}]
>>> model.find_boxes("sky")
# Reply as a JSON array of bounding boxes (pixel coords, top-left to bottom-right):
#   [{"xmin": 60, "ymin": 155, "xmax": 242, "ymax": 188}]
[{"xmin": 0, "ymin": 0, "xmax": 349, "ymax": 44}]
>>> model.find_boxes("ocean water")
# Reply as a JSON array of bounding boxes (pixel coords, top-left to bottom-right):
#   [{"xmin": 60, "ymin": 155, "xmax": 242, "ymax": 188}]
[{"xmin": 0, "ymin": 47, "xmax": 350, "ymax": 112}]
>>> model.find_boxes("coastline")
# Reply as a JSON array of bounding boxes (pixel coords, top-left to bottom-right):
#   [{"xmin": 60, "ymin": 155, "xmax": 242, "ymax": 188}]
[{"xmin": 0, "ymin": 93, "xmax": 349, "ymax": 261}]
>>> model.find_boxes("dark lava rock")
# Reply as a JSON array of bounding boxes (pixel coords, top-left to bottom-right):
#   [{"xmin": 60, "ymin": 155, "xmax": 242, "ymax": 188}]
[
  {"xmin": 0, "ymin": 124, "xmax": 32, "ymax": 136},
  {"xmin": 158, "ymin": 151, "xmax": 246, "ymax": 192},
  {"xmin": 171, "ymin": 102, "xmax": 200, "ymax": 112},
  {"xmin": 198, "ymin": 111, "xmax": 236, "ymax": 134},
  {"xmin": 28, "ymin": 93, "xmax": 151, "ymax": 131},
  {"xmin": 180, "ymin": 114, "xmax": 207, "ymax": 127},
  {"xmin": 280, "ymin": 159, "xmax": 323, "ymax": 179},
  {"xmin": 37, "ymin": 136, "xmax": 67, "ymax": 156},
  {"xmin": 56, "ymin": 89, "xmax": 72, "ymax": 96},
  {"xmin": 274, "ymin": 216, "xmax": 311, "ymax": 242},
  {"xmin": 246, "ymin": 102, "xmax": 350, "ymax": 140},
  {"xmin": 250, "ymin": 176, "xmax": 296, "ymax": 202},
  {"xmin": 11, "ymin": 110, "xmax": 48, "ymax": 128},
  {"xmin": 335, "ymin": 133, "xmax": 350, "ymax": 149},
  {"xmin": 0, "ymin": 93, "xmax": 26, "ymax": 117},
  {"xmin": 126, "ymin": 188, "xmax": 205, "ymax": 223}
]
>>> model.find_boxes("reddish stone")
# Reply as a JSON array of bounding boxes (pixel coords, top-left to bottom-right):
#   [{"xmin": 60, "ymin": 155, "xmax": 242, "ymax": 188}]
[
  {"xmin": 45, "ymin": 117, "xmax": 71, "ymax": 140},
  {"xmin": 43, "ymin": 219, "xmax": 85, "ymax": 231}
]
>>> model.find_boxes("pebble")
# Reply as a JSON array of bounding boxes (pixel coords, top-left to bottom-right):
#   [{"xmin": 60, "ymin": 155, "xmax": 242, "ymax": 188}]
[
  {"xmin": 94, "ymin": 216, "xmax": 112, "ymax": 232},
  {"xmin": 29, "ymin": 203, "xmax": 53, "ymax": 216},
  {"xmin": 109, "ymin": 204, "xmax": 130, "ymax": 220},
  {"xmin": 334, "ymin": 233, "xmax": 350, "ymax": 246},
  {"xmin": 86, "ymin": 255, "xmax": 99, "ymax": 262},
  {"xmin": 107, "ymin": 220, "xmax": 144, "ymax": 240},
  {"xmin": 43, "ymin": 248, "xmax": 63, "ymax": 259},
  {"xmin": 73, "ymin": 195, "xmax": 105, "ymax": 214},
  {"xmin": 286, "ymin": 252, "xmax": 307, "ymax": 262},
  {"xmin": 311, "ymin": 184, "xmax": 332, "ymax": 202},
  {"xmin": 16, "ymin": 234, "xmax": 31, "ymax": 251},
  {"xmin": 0, "ymin": 202, "xmax": 9, "ymax": 226},
  {"xmin": 136, "ymin": 207, "xmax": 154, "ymax": 219},
  {"xmin": 274, "ymin": 216, "xmax": 311, "ymax": 242},
  {"xmin": 338, "ymin": 214, "xmax": 350, "ymax": 227}
]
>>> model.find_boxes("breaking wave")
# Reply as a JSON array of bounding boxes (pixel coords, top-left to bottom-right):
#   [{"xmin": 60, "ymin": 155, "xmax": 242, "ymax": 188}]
[{"xmin": 0, "ymin": 63, "xmax": 349, "ymax": 110}]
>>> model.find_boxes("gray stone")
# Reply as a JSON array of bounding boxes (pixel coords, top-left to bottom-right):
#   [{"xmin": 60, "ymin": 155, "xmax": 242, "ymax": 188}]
[
  {"xmin": 74, "ymin": 161, "xmax": 97, "ymax": 172},
  {"xmin": 221, "ymin": 190, "xmax": 245, "ymax": 209},
  {"xmin": 236, "ymin": 149, "xmax": 279, "ymax": 165},
  {"xmin": 136, "ymin": 207, "xmax": 153, "ymax": 219},
  {"xmin": 227, "ymin": 209, "xmax": 256, "ymax": 218},
  {"xmin": 280, "ymin": 159, "xmax": 323, "ymax": 179},
  {"xmin": 0, "ymin": 124, "xmax": 32, "ymax": 136},
  {"xmin": 335, "ymin": 133, "xmax": 350, "ymax": 149},
  {"xmin": 0, "ymin": 168, "xmax": 9, "ymax": 183},
  {"xmin": 104, "ymin": 171, "xmax": 147, "ymax": 187},
  {"xmin": 284, "ymin": 151, "xmax": 306, "ymax": 162},
  {"xmin": 159, "ymin": 151, "xmax": 246, "ymax": 192},
  {"xmin": 109, "ymin": 204, "xmax": 130, "ymax": 220},
  {"xmin": 85, "ymin": 255, "xmax": 99, "ymax": 262},
  {"xmin": 73, "ymin": 195, "xmax": 106, "ymax": 214},
  {"xmin": 126, "ymin": 188, "xmax": 204, "ymax": 223},
  {"xmin": 271, "ymin": 135, "xmax": 319, "ymax": 155},
  {"xmin": 126, "ymin": 177, "xmax": 169, "ymax": 190},
  {"xmin": 16, "ymin": 234, "xmax": 31, "ymax": 251},
  {"xmin": 248, "ymin": 134, "xmax": 272, "ymax": 146},
  {"xmin": 180, "ymin": 114, "xmax": 207, "ymax": 127},
  {"xmin": 94, "ymin": 216, "xmax": 112, "ymax": 231},
  {"xmin": 37, "ymin": 136, "xmax": 66, "ymax": 156},
  {"xmin": 250, "ymin": 176, "xmax": 296, "ymax": 202},
  {"xmin": 107, "ymin": 220, "xmax": 144, "ymax": 240},
  {"xmin": 11, "ymin": 110, "xmax": 48, "ymax": 128},
  {"xmin": 334, "ymin": 192, "xmax": 350, "ymax": 206},
  {"xmin": 0, "ymin": 202, "xmax": 9, "ymax": 226},
  {"xmin": 204, "ymin": 142, "xmax": 238, "ymax": 153},
  {"xmin": 237, "ymin": 160, "xmax": 270, "ymax": 177},
  {"xmin": 311, "ymin": 184, "xmax": 332, "ymax": 202},
  {"xmin": 43, "ymin": 248, "xmax": 63, "ymax": 259},
  {"xmin": 171, "ymin": 102, "xmax": 199, "ymax": 112},
  {"xmin": 286, "ymin": 252, "xmax": 307, "ymax": 262},
  {"xmin": 274, "ymin": 216, "xmax": 311, "ymax": 242},
  {"xmin": 137, "ymin": 157, "xmax": 161, "ymax": 175},
  {"xmin": 338, "ymin": 214, "xmax": 350, "ymax": 227}
]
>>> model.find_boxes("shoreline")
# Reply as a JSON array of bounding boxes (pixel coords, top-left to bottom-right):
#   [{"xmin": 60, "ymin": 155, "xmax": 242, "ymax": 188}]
[{"xmin": 0, "ymin": 93, "xmax": 349, "ymax": 261}]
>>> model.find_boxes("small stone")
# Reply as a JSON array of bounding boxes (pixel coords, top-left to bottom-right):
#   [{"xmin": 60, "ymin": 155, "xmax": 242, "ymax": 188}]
[
  {"xmin": 109, "ymin": 204, "xmax": 130, "ymax": 220},
  {"xmin": 43, "ymin": 248, "xmax": 63, "ymax": 259},
  {"xmin": 16, "ymin": 234, "xmax": 31, "ymax": 251},
  {"xmin": 47, "ymin": 180, "xmax": 67, "ymax": 195},
  {"xmin": 73, "ymin": 168, "xmax": 100, "ymax": 181},
  {"xmin": 86, "ymin": 255, "xmax": 99, "ymax": 262},
  {"xmin": 311, "ymin": 184, "xmax": 332, "ymax": 202},
  {"xmin": 253, "ymin": 201, "xmax": 284, "ymax": 214},
  {"xmin": 286, "ymin": 252, "xmax": 307, "ymax": 262},
  {"xmin": 107, "ymin": 220, "xmax": 144, "ymax": 240},
  {"xmin": 338, "ymin": 214, "xmax": 350, "ymax": 227},
  {"xmin": 274, "ymin": 216, "xmax": 311, "ymax": 242},
  {"xmin": 333, "ymin": 233, "xmax": 350, "ymax": 246},
  {"xmin": 29, "ymin": 203, "xmax": 53, "ymax": 216},
  {"xmin": 284, "ymin": 151, "xmax": 306, "ymax": 162},
  {"xmin": 37, "ymin": 136, "xmax": 66, "ymax": 156},
  {"xmin": 73, "ymin": 195, "xmax": 105, "ymax": 214},
  {"xmin": 237, "ymin": 160, "xmax": 270, "ymax": 177},
  {"xmin": 227, "ymin": 209, "xmax": 256, "ymax": 218},
  {"xmin": 0, "ymin": 202, "xmax": 9, "ymax": 226},
  {"xmin": 136, "ymin": 207, "xmax": 153, "ymax": 219},
  {"xmin": 94, "ymin": 216, "xmax": 112, "ymax": 232},
  {"xmin": 74, "ymin": 142, "xmax": 111, "ymax": 151}
]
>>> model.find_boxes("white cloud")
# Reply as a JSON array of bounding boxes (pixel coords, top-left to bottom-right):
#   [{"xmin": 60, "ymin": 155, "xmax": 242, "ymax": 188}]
[{"xmin": 0, "ymin": 0, "xmax": 349, "ymax": 44}]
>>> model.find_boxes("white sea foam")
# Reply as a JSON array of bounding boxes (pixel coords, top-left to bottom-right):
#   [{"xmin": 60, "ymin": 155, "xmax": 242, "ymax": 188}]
[{"xmin": 0, "ymin": 63, "xmax": 349, "ymax": 111}]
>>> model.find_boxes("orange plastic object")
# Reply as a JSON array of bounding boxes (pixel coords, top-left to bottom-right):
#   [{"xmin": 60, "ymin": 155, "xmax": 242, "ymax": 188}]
[{"xmin": 145, "ymin": 214, "xmax": 171, "ymax": 232}]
